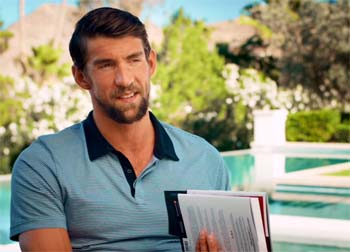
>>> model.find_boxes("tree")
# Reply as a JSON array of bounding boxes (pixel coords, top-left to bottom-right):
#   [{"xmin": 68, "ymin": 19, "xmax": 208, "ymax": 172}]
[
  {"xmin": 0, "ymin": 76, "xmax": 91, "ymax": 174},
  {"xmin": 153, "ymin": 9, "xmax": 226, "ymax": 119},
  {"xmin": 18, "ymin": 42, "xmax": 70, "ymax": 85},
  {"xmin": 0, "ymin": 20, "xmax": 13, "ymax": 54},
  {"xmin": 152, "ymin": 9, "xmax": 244, "ymax": 150},
  {"xmin": 248, "ymin": 0, "xmax": 350, "ymax": 109}
]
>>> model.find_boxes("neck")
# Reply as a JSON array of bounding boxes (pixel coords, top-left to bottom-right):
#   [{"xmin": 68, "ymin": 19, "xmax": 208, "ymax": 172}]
[
  {"xmin": 93, "ymin": 108, "xmax": 156, "ymax": 176},
  {"xmin": 93, "ymin": 109, "xmax": 154, "ymax": 154}
]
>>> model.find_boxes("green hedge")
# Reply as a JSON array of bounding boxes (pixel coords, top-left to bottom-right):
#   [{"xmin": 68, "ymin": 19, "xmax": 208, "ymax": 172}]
[
  {"xmin": 332, "ymin": 123, "xmax": 350, "ymax": 143},
  {"xmin": 286, "ymin": 110, "xmax": 342, "ymax": 142}
]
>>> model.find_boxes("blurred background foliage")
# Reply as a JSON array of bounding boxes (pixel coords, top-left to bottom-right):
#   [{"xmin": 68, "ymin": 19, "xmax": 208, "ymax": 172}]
[
  {"xmin": 0, "ymin": 20, "xmax": 13, "ymax": 53},
  {"xmin": 152, "ymin": 9, "xmax": 238, "ymax": 150},
  {"xmin": 18, "ymin": 42, "xmax": 71, "ymax": 85},
  {"xmin": 241, "ymin": 0, "xmax": 350, "ymax": 107},
  {"xmin": 0, "ymin": 0, "xmax": 349, "ymax": 174},
  {"xmin": 286, "ymin": 110, "xmax": 350, "ymax": 142}
]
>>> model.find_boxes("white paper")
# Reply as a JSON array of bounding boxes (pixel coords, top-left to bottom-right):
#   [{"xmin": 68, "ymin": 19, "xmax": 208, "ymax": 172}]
[
  {"xmin": 178, "ymin": 194, "xmax": 267, "ymax": 252},
  {"xmin": 250, "ymin": 196, "xmax": 269, "ymax": 251},
  {"xmin": 188, "ymin": 190, "xmax": 269, "ymax": 236}
]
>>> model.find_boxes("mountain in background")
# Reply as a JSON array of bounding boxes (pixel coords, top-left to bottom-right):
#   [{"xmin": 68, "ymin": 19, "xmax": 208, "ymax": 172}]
[{"xmin": 0, "ymin": 3, "xmax": 257, "ymax": 78}]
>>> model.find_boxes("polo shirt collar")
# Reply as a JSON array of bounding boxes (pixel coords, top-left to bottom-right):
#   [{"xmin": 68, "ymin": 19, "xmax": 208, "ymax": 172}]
[{"xmin": 83, "ymin": 111, "xmax": 179, "ymax": 162}]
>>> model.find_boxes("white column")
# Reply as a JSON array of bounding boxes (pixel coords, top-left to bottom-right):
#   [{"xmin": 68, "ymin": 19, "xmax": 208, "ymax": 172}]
[
  {"xmin": 252, "ymin": 109, "xmax": 288, "ymax": 147},
  {"xmin": 250, "ymin": 109, "xmax": 288, "ymax": 192}
]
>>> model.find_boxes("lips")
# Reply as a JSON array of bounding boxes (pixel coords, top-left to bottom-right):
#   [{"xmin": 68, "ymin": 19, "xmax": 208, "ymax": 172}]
[
  {"xmin": 120, "ymin": 92, "xmax": 136, "ymax": 99},
  {"xmin": 115, "ymin": 91, "xmax": 140, "ymax": 104}
]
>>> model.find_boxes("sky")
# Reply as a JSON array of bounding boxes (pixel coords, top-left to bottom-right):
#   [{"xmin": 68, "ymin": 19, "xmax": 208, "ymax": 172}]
[{"xmin": 0, "ymin": 0, "xmax": 261, "ymax": 29}]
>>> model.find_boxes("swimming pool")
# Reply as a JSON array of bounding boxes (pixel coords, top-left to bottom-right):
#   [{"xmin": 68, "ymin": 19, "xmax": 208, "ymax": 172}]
[
  {"xmin": 223, "ymin": 151, "xmax": 349, "ymax": 190},
  {"xmin": 0, "ymin": 181, "xmax": 10, "ymax": 244},
  {"xmin": 1, "ymin": 148, "xmax": 349, "ymax": 249}
]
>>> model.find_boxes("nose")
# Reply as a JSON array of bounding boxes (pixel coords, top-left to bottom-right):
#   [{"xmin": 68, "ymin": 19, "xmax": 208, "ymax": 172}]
[{"xmin": 114, "ymin": 64, "xmax": 134, "ymax": 87}]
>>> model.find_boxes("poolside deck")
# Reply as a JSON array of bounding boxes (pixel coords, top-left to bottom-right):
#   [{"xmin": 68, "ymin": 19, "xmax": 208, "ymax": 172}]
[
  {"xmin": 270, "ymin": 214, "xmax": 350, "ymax": 248},
  {"xmin": 273, "ymin": 162, "xmax": 350, "ymax": 187},
  {"xmin": 269, "ymin": 162, "xmax": 350, "ymax": 249},
  {"xmin": 272, "ymin": 162, "xmax": 350, "ymax": 203}
]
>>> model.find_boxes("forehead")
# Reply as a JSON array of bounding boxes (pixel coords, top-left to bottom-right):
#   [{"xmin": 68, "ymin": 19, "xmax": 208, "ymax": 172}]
[{"xmin": 85, "ymin": 36, "xmax": 145, "ymax": 61}]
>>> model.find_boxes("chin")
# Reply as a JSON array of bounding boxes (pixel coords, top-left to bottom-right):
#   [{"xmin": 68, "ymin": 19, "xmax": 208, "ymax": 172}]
[{"xmin": 108, "ymin": 108, "xmax": 148, "ymax": 124}]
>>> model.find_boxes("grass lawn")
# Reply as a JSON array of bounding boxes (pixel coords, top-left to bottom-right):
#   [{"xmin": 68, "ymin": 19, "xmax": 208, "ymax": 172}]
[{"xmin": 324, "ymin": 169, "xmax": 350, "ymax": 176}]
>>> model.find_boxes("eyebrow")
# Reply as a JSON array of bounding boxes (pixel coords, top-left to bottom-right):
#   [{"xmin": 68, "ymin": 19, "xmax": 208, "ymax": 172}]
[
  {"xmin": 126, "ymin": 51, "xmax": 144, "ymax": 60},
  {"xmin": 92, "ymin": 51, "xmax": 145, "ymax": 66},
  {"xmin": 92, "ymin": 58, "xmax": 114, "ymax": 66}
]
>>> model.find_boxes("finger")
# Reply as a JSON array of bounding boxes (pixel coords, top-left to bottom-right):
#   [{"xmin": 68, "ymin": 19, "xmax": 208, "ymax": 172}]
[
  {"xmin": 207, "ymin": 232, "xmax": 219, "ymax": 251},
  {"xmin": 197, "ymin": 229, "xmax": 209, "ymax": 252}
]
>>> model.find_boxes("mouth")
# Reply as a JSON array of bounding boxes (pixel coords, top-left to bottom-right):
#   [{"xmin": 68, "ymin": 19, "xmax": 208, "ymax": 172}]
[
  {"xmin": 120, "ymin": 92, "xmax": 136, "ymax": 99},
  {"xmin": 117, "ymin": 92, "xmax": 138, "ymax": 102}
]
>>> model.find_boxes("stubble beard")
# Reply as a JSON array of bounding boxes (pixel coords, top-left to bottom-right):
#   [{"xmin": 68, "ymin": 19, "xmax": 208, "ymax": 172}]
[{"xmin": 96, "ymin": 84, "xmax": 149, "ymax": 124}]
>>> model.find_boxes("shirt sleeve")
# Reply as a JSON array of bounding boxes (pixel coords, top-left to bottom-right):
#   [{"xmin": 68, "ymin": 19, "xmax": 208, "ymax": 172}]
[{"xmin": 10, "ymin": 138, "xmax": 67, "ymax": 241}]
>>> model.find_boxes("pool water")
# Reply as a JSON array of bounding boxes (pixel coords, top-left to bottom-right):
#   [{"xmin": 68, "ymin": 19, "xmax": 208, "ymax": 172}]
[
  {"xmin": 285, "ymin": 157, "xmax": 348, "ymax": 172},
  {"xmin": 223, "ymin": 154, "xmax": 350, "ymax": 189},
  {"xmin": 0, "ymin": 181, "xmax": 10, "ymax": 244},
  {"xmin": 222, "ymin": 153, "xmax": 350, "ymax": 221},
  {"xmin": 269, "ymin": 200, "xmax": 350, "ymax": 220},
  {"xmin": 222, "ymin": 154, "xmax": 254, "ymax": 190},
  {"xmin": 272, "ymin": 242, "xmax": 350, "ymax": 252}
]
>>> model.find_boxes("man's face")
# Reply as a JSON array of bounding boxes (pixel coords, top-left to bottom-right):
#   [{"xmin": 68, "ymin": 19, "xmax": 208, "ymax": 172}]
[{"xmin": 80, "ymin": 36, "xmax": 156, "ymax": 124}]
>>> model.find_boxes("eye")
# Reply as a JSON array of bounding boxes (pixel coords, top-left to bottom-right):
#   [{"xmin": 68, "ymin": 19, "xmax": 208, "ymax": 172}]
[
  {"xmin": 99, "ymin": 62, "xmax": 114, "ymax": 69},
  {"xmin": 130, "ymin": 58, "xmax": 142, "ymax": 64}
]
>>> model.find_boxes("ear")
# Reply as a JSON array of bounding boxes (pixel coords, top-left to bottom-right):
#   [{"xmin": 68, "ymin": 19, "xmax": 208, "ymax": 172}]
[
  {"xmin": 72, "ymin": 65, "xmax": 91, "ymax": 90},
  {"xmin": 148, "ymin": 49, "xmax": 157, "ymax": 77}
]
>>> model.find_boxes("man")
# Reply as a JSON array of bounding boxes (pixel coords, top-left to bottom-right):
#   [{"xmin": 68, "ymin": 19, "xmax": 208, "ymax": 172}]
[{"xmin": 10, "ymin": 7, "xmax": 230, "ymax": 251}]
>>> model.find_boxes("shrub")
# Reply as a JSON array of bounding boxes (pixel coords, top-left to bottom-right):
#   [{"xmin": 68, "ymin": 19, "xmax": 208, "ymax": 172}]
[
  {"xmin": 0, "ymin": 77, "xmax": 91, "ymax": 174},
  {"xmin": 332, "ymin": 123, "xmax": 350, "ymax": 143},
  {"xmin": 286, "ymin": 110, "xmax": 340, "ymax": 142}
]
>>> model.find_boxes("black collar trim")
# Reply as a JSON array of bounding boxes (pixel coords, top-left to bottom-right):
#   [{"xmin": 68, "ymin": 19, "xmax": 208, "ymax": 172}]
[{"xmin": 83, "ymin": 111, "xmax": 179, "ymax": 162}]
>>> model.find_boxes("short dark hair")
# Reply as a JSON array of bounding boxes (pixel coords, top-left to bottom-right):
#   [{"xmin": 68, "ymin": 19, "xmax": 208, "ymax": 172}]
[{"xmin": 69, "ymin": 7, "xmax": 151, "ymax": 70}]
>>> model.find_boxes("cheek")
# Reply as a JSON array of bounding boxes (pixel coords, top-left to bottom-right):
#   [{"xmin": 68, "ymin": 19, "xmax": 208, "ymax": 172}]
[
  {"xmin": 137, "ymin": 68, "xmax": 151, "ymax": 87},
  {"xmin": 146, "ymin": 81, "xmax": 151, "ymax": 95},
  {"xmin": 89, "ymin": 82, "xmax": 109, "ymax": 102},
  {"xmin": 91, "ymin": 76, "xmax": 111, "ymax": 92}
]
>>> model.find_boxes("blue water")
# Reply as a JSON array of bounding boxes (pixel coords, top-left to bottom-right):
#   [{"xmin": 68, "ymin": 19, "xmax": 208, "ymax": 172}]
[
  {"xmin": 273, "ymin": 242, "xmax": 350, "ymax": 252},
  {"xmin": 223, "ymin": 154, "xmax": 350, "ymax": 188},
  {"xmin": 223, "ymin": 154, "xmax": 254, "ymax": 190},
  {"xmin": 269, "ymin": 200, "xmax": 350, "ymax": 220},
  {"xmin": 0, "ymin": 181, "xmax": 11, "ymax": 244},
  {"xmin": 222, "ymin": 153, "xmax": 350, "ymax": 220},
  {"xmin": 285, "ymin": 157, "xmax": 349, "ymax": 172}
]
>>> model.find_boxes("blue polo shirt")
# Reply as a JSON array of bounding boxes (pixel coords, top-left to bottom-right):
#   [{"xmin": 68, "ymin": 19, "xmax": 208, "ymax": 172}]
[{"xmin": 10, "ymin": 111, "xmax": 230, "ymax": 251}]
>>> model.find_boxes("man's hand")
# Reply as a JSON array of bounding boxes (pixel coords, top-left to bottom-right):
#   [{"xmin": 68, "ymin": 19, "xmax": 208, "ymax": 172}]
[{"xmin": 195, "ymin": 229, "xmax": 223, "ymax": 252}]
